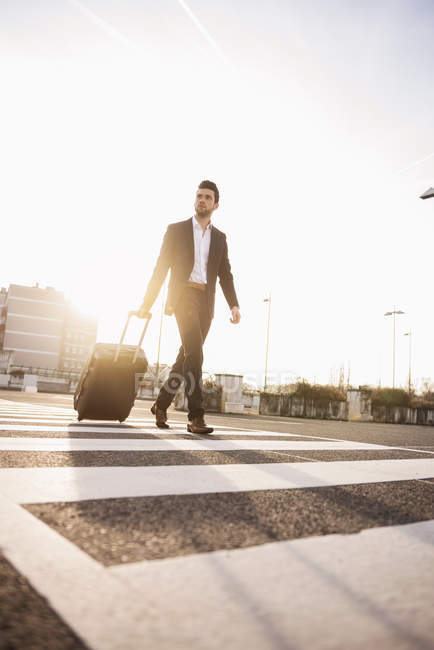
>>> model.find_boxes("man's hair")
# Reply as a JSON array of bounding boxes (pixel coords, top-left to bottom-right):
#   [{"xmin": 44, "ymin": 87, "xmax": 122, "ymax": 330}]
[{"xmin": 198, "ymin": 179, "xmax": 219, "ymax": 204}]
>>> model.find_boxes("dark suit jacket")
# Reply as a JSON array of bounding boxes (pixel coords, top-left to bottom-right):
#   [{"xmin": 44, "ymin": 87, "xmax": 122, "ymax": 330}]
[{"xmin": 142, "ymin": 218, "xmax": 239, "ymax": 319}]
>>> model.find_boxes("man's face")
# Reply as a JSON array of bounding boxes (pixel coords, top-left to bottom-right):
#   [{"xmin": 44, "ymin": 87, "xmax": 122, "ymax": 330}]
[{"xmin": 194, "ymin": 188, "xmax": 219, "ymax": 218}]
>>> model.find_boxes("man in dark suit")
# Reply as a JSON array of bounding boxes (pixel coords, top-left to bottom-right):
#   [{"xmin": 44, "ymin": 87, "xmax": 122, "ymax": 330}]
[{"xmin": 138, "ymin": 180, "xmax": 240, "ymax": 434}]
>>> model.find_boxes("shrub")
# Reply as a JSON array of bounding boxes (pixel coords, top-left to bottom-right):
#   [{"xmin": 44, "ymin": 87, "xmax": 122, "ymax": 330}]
[
  {"xmin": 242, "ymin": 382, "xmax": 260, "ymax": 394},
  {"xmin": 265, "ymin": 383, "xmax": 296, "ymax": 395},
  {"xmin": 370, "ymin": 388, "xmax": 410, "ymax": 408},
  {"xmin": 291, "ymin": 381, "xmax": 346, "ymax": 402},
  {"xmin": 202, "ymin": 377, "xmax": 221, "ymax": 393},
  {"xmin": 410, "ymin": 395, "xmax": 434, "ymax": 409}
]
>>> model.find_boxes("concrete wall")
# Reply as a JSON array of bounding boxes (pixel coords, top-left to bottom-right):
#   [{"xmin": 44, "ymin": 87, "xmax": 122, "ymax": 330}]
[
  {"xmin": 242, "ymin": 392, "xmax": 260, "ymax": 410},
  {"xmin": 37, "ymin": 379, "xmax": 73, "ymax": 394},
  {"xmin": 259, "ymin": 389, "xmax": 434, "ymax": 425},
  {"xmin": 347, "ymin": 389, "xmax": 373, "ymax": 422},
  {"xmin": 174, "ymin": 382, "xmax": 222, "ymax": 413},
  {"xmin": 259, "ymin": 393, "xmax": 348, "ymax": 420},
  {"xmin": 0, "ymin": 373, "xmax": 77, "ymax": 393},
  {"xmin": 372, "ymin": 405, "xmax": 434, "ymax": 425},
  {"xmin": 214, "ymin": 374, "xmax": 244, "ymax": 413},
  {"xmin": 0, "ymin": 374, "xmax": 9, "ymax": 387}
]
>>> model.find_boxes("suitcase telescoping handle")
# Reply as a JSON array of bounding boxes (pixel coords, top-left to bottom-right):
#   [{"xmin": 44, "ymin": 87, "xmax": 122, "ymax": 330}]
[{"xmin": 114, "ymin": 311, "xmax": 152, "ymax": 364}]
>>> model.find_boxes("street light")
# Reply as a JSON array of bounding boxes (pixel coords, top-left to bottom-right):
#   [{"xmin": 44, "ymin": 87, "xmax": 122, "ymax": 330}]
[
  {"xmin": 154, "ymin": 283, "xmax": 167, "ymax": 396},
  {"xmin": 404, "ymin": 330, "xmax": 412, "ymax": 393},
  {"xmin": 384, "ymin": 307, "xmax": 405, "ymax": 388},
  {"xmin": 419, "ymin": 187, "xmax": 434, "ymax": 199},
  {"xmin": 263, "ymin": 293, "xmax": 271, "ymax": 391}
]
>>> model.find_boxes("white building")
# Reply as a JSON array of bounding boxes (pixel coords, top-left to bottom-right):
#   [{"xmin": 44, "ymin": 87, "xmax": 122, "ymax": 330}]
[{"xmin": 0, "ymin": 283, "xmax": 97, "ymax": 372}]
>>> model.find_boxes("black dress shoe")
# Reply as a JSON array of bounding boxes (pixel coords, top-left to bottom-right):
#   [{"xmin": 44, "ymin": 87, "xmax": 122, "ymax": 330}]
[
  {"xmin": 151, "ymin": 403, "xmax": 170, "ymax": 429},
  {"xmin": 187, "ymin": 416, "xmax": 214, "ymax": 434}
]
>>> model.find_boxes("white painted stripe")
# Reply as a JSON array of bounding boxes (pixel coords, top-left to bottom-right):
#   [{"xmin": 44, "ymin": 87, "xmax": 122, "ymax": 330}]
[
  {"xmin": 109, "ymin": 520, "xmax": 434, "ymax": 650},
  {"xmin": 0, "ymin": 406, "xmax": 72, "ymax": 410},
  {"xmin": 2, "ymin": 414, "xmax": 78, "ymax": 418},
  {"xmin": 1, "ymin": 401, "xmax": 302, "ymax": 429},
  {"xmin": 0, "ymin": 403, "xmax": 265, "ymax": 428},
  {"xmin": 0, "ymin": 411, "xmax": 77, "ymax": 422},
  {"xmin": 0, "ymin": 412, "xmax": 78, "ymax": 416},
  {"xmin": 0, "ymin": 423, "xmax": 304, "ymax": 436},
  {"xmin": 6, "ymin": 421, "xmax": 427, "ymax": 455},
  {"xmin": 0, "ymin": 402, "xmax": 431, "ymax": 450},
  {"xmin": 0, "ymin": 399, "xmax": 74, "ymax": 413},
  {"xmin": 0, "ymin": 412, "xmax": 175, "ymax": 421},
  {"xmin": 0, "ymin": 399, "xmax": 71, "ymax": 409},
  {"xmin": 0, "ymin": 410, "xmax": 212, "ymax": 420},
  {"xmin": 0, "ymin": 495, "xmax": 148, "ymax": 650},
  {"xmin": 1, "ymin": 494, "xmax": 433, "ymax": 650},
  {"xmin": 0, "ymin": 416, "xmax": 181, "ymax": 425},
  {"xmin": 0, "ymin": 409, "xmax": 76, "ymax": 416},
  {"xmin": 0, "ymin": 415, "xmax": 267, "ymax": 431},
  {"xmin": 0, "ymin": 418, "xmax": 161, "ymax": 426},
  {"xmin": 1, "ymin": 411, "xmax": 431, "ymax": 454},
  {"xmin": 0, "ymin": 417, "xmax": 258, "ymax": 433},
  {"xmin": 0, "ymin": 404, "xmax": 71, "ymax": 412},
  {"xmin": 1, "ymin": 459, "xmax": 432, "ymax": 504},
  {"xmin": 0, "ymin": 413, "xmax": 78, "ymax": 418},
  {"xmin": 0, "ymin": 407, "xmax": 255, "ymax": 428},
  {"xmin": 0, "ymin": 437, "xmax": 392, "ymax": 452}
]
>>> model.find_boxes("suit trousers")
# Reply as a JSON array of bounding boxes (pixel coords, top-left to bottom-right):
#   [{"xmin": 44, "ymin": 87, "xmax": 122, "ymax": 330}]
[{"xmin": 156, "ymin": 286, "xmax": 212, "ymax": 420}]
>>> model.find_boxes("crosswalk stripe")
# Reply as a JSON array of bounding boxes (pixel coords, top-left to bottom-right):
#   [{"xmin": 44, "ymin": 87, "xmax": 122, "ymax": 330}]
[
  {"xmin": 1, "ymin": 458, "xmax": 433, "ymax": 504},
  {"xmin": 0, "ymin": 493, "xmax": 145, "ymax": 650},
  {"xmin": 108, "ymin": 519, "xmax": 434, "ymax": 650},
  {"xmin": 0, "ymin": 404, "xmax": 72, "ymax": 409},
  {"xmin": 0, "ymin": 423, "xmax": 305, "ymax": 437},
  {"xmin": 1, "ymin": 397, "xmax": 433, "ymax": 650},
  {"xmin": 0, "ymin": 437, "xmax": 393, "ymax": 452},
  {"xmin": 0, "ymin": 417, "xmax": 260, "ymax": 431},
  {"xmin": 0, "ymin": 417, "xmax": 91, "ymax": 423},
  {"xmin": 0, "ymin": 407, "xmax": 328, "ymax": 438},
  {"xmin": 7, "ymin": 488, "xmax": 431, "ymax": 650},
  {"xmin": 0, "ymin": 410, "xmax": 75, "ymax": 417},
  {"xmin": 0, "ymin": 407, "xmax": 73, "ymax": 411},
  {"xmin": 0, "ymin": 417, "xmax": 184, "ymax": 425}
]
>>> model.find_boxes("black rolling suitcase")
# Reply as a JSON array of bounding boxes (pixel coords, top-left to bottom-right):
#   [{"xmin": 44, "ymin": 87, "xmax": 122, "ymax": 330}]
[{"xmin": 74, "ymin": 311, "xmax": 151, "ymax": 422}]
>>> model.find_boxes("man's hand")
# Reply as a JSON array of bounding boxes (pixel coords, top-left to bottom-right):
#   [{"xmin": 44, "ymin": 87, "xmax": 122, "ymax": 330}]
[
  {"xmin": 230, "ymin": 306, "xmax": 241, "ymax": 324},
  {"xmin": 137, "ymin": 305, "xmax": 152, "ymax": 319}
]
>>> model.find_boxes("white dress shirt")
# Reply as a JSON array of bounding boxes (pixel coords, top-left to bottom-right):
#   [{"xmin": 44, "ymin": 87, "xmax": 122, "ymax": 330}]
[{"xmin": 188, "ymin": 215, "xmax": 212, "ymax": 285}]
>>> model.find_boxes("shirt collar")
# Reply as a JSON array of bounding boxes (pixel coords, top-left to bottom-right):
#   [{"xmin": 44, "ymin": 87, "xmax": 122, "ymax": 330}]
[{"xmin": 192, "ymin": 215, "xmax": 212, "ymax": 231}]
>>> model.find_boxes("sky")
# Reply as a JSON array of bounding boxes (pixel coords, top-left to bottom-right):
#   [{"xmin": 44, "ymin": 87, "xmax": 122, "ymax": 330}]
[{"xmin": 1, "ymin": 0, "xmax": 433, "ymax": 390}]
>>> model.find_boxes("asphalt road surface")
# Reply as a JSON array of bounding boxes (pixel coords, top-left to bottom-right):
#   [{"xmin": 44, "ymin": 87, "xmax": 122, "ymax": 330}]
[{"xmin": 1, "ymin": 389, "xmax": 433, "ymax": 650}]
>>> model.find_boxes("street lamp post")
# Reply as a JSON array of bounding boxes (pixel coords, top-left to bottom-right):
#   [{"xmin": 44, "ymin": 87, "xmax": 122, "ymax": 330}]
[
  {"xmin": 384, "ymin": 307, "xmax": 405, "ymax": 389},
  {"xmin": 404, "ymin": 330, "xmax": 412, "ymax": 393},
  {"xmin": 263, "ymin": 293, "xmax": 271, "ymax": 391},
  {"xmin": 419, "ymin": 187, "xmax": 434, "ymax": 199},
  {"xmin": 154, "ymin": 287, "xmax": 166, "ymax": 396}
]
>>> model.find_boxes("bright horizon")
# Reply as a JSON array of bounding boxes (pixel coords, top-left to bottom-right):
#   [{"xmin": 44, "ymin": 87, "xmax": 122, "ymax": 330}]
[{"xmin": 1, "ymin": 0, "xmax": 433, "ymax": 391}]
